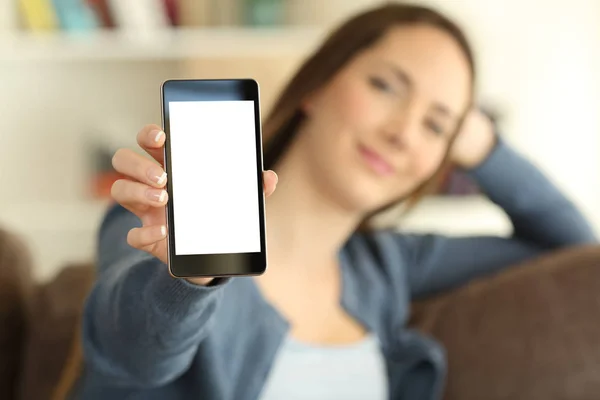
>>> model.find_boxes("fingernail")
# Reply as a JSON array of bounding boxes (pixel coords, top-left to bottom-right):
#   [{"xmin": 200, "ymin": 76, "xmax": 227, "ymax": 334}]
[
  {"xmin": 149, "ymin": 168, "xmax": 167, "ymax": 185},
  {"xmin": 147, "ymin": 189, "xmax": 167, "ymax": 203},
  {"xmin": 153, "ymin": 130, "xmax": 165, "ymax": 143},
  {"xmin": 160, "ymin": 225, "xmax": 167, "ymax": 237}
]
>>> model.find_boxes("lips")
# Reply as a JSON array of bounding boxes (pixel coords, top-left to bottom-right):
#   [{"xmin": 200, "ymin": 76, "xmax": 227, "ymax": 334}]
[{"xmin": 358, "ymin": 144, "xmax": 395, "ymax": 176}]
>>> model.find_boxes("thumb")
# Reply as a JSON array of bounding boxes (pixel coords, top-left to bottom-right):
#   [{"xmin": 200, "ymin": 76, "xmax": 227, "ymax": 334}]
[{"xmin": 263, "ymin": 170, "xmax": 278, "ymax": 198}]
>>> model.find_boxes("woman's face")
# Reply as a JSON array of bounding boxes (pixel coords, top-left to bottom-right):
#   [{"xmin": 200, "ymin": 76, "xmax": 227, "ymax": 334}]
[{"xmin": 291, "ymin": 24, "xmax": 472, "ymax": 214}]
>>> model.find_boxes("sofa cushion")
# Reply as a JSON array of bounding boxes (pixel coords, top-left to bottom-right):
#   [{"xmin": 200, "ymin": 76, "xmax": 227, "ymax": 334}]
[
  {"xmin": 0, "ymin": 228, "xmax": 33, "ymax": 400},
  {"xmin": 409, "ymin": 245, "xmax": 600, "ymax": 400}
]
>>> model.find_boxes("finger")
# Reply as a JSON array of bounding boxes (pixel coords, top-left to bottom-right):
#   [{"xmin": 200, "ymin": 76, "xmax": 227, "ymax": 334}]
[
  {"xmin": 127, "ymin": 225, "xmax": 167, "ymax": 250},
  {"xmin": 111, "ymin": 179, "xmax": 168, "ymax": 214},
  {"xmin": 136, "ymin": 124, "xmax": 165, "ymax": 165},
  {"xmin": 112, "ymin": 148, "xmax": 167, "ymax": 188},
  {"xmin": 263, "ymin": 170, "xmax": 278, "ymax": 198}
]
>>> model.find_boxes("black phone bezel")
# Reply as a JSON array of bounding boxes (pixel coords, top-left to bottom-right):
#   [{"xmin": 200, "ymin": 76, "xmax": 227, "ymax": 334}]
[{"xmin": 160, "ymin": 79, "xmax": 267, "ymax": 278}]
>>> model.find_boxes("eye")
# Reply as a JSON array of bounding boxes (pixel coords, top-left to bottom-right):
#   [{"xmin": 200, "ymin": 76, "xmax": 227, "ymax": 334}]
[
  {"xmin": 369, "ymin": 77, "xmax": 395, "ymax": 94},
  {"xmin": 424, "ymin": 119, "xmax": 446, "ymax": 136}
]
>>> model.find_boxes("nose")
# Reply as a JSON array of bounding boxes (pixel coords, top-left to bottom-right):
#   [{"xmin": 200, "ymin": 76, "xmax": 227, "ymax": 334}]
[
  {"xmin": 382, "ymin": 109, "xmax": 423, "ymax": 151},
  {"xmin": 383, "ymin": 129, "xmax": 405, "ymax": 148}
]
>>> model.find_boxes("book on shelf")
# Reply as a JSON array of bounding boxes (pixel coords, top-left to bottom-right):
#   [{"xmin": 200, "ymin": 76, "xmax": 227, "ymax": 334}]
[
  {"xmin": 19, "ymin": 0, "xmax": 59, "ymax": 31},
  {"xmin": 244, "ymin": 0, "xmax": 285, "ymax": 26},
  {"xmin": 179, "ymin": 0, "xmax": 285, "ymax": 27},
  {"xmin": 52, "ymin": 0, "xmax": 100, "ymax": 31},
  {"xmin": 16, "ymin": 0, "xmax": 176, "ymax": 32},
  {"xmin": 163, "ymin": 0, "xmax": 178, "ymax": 26},
  {"xmin": 87, "ymin": 0, "xmax": 115, "ymax": 28},
  {"xmin": 14, "ymin": 0, "xmax": 298, "ymax": 33},
  {"xmin": 85, "ymin": 128, "xmax": 134, "ymax": 199},
  {"xmin": 107, "ymin": 0, "xmax": 169, "ymax": 32},
  {"xmin": 212, "ymin": 0, "xmax": 241, "ymax": 26},
  {"xmin": 179, "ymin": 0, "xmax": 240, "ymax": 27},
  {"xmin": 87, "ymin": 142, "xmax": 125, "ymax": 199},
  {"xmin": 179, "ymin": 0, "xmax": 212, "ymax": 27}
]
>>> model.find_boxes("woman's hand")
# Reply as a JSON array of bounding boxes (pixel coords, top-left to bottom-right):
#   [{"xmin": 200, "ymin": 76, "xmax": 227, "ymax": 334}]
[
  {"xmin": 110, "ymin": 124, "xmax": 278, "ymax": 286},
  {"xmin": 450, "ymin": 108, "xmax": 497, "ymax": 169}
]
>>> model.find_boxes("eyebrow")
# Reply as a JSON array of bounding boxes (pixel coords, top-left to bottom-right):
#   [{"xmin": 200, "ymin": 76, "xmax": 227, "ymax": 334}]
[
  {"xmin": 384, "ymin": 62, "xmax": 414, "ymax": 89},
  {"xmin": 430, "ymin": 104, "xmax": 455, "ymax": 119}
]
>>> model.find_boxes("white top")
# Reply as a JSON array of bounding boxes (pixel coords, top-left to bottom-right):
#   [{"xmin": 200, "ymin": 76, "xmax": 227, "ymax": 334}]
[{"xmin": 258, "ymin": 334, "xmax": 388, "ymax": 400}]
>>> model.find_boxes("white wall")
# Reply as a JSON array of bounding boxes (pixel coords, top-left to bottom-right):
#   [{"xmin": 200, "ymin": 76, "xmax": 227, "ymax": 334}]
[
  {"xmin": 284, "ymin": 0, "xmax": 600, "ymax": 235},
  {"xmin": 1, "ymin": 0, "xmax": 598, "ymax": 281},
  {"xmin": 0, "ymin": 61, "xmax": 180, "ymax": 281},
  {"xmin": 409, "ymin": 0, "xmax": 600, "ymax": 231}
]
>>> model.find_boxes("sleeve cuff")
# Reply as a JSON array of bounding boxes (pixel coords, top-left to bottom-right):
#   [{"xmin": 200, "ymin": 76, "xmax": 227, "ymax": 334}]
[{"xmin": 147, "ymin": 265, "xmax": 230, "ymax": 318}]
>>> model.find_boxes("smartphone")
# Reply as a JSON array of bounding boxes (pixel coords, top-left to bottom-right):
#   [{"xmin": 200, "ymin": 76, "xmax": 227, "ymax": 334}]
[{"xmin": 161, "ymin": 79, "xmax": 267, "ymax": 278}]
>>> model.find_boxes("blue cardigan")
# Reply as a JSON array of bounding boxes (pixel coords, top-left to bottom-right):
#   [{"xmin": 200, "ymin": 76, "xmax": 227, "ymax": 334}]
[{"xmin": 74, "ymin": 139, "xmax": 596, "ymax": 399}]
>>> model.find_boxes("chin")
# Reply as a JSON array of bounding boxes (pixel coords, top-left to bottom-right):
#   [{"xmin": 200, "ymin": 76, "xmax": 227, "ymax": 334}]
[
  {"xmin": 310, "ymin": 152, "xmax": 404, "ymax": 214},
  {"xmin": 326, "ymin": 176, "xmax": 392, "ymax": 215}
]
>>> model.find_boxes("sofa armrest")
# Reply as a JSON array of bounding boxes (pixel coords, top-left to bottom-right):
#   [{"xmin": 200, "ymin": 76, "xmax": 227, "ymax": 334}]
[
  {"xmin": 17, "ymin": 264, "xmax": 95, "ymax": 400},
  {"xmin": 0, "ymin": 228, "xmax": 33, "ymax": 400},
  {"xmin": 409, "ymin": 245, "xmax": 600, "ymax": 400}
]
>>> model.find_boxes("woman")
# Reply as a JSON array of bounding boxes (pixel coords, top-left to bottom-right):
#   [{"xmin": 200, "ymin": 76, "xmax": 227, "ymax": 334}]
[{"xmin": 75, "ymin": 4, "xmax": 596, "ymax": 400}]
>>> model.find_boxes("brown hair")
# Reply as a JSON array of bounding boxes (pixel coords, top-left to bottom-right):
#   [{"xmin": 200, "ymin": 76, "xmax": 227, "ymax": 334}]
[{"xmin": 263, "ymin": 3, "xmax": 476, "ymax": 221}]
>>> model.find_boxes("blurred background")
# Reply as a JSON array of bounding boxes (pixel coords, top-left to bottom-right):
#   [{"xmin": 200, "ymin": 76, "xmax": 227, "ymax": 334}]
[{"xmin": 0, "ymin": 0, "xmax": 599, "ymax": 283}]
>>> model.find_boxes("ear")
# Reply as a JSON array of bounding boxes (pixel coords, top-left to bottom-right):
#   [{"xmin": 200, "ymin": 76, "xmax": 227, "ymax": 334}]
[
  {"xmin": 301, "ymin": 96, "xmax": 314, "ymax": 115},
  {"xmin": 301, "ymin": 89, "xmax": 320, "ymax": 116}
]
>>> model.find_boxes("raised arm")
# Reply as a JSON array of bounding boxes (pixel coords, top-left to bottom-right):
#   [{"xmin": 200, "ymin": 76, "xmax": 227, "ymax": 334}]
[{"xmin": 402, "ymin": 136, "xmax": 596, "ymax": 299}]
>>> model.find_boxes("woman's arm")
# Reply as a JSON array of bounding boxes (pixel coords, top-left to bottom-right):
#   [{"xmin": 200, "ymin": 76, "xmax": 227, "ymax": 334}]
[
  {"xmin": 401, "ymin": 135, "xmax": 597, "ymax": 299},
  {"xmin": 81, "ymin": 204, "xmax": 227, "ymax": 388},
  {"xmin": 470, "ymin": 135, "xmax": 595, "ymax": 246}
]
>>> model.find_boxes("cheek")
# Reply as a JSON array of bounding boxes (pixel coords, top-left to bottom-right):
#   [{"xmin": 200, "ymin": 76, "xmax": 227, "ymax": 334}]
[
  {"xmin": 324, "ymin": 79, "xmax": 382, "ymax": 132},
  {"xmin": 412, "ymin": 142, "xmax": 448, "ymax": 180}
]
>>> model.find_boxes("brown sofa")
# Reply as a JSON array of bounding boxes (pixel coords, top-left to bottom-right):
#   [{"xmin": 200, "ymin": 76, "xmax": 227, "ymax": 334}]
[
  {"xmin": 0, "ymin": 227, "xmax": 95, "ymax": 400},
  {"xmin": 0, "ymin": 228, "xmax": 34, "ymax": 400},
  {"xmin": 2, "ymin": 226, "xmax": 600, "ymax": 400},
  {"xmin": 410, "ymin": 245, "xmax": 600, "ymax": 400}
]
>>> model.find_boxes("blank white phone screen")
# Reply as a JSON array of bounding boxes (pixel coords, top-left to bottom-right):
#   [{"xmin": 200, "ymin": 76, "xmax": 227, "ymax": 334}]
[{"xmin": 168, "ymin": 100, "xmax": 261, "ymax": 255}]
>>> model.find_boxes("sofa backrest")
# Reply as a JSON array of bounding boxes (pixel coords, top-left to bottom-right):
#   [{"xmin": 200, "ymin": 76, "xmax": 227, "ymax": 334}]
[{"xmin": 410, "ymin": 245, "xmax": 600, "ymax": 400}]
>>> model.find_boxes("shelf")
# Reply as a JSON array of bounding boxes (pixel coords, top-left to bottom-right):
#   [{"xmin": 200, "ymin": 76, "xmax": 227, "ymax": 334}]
[
  {"xmin": 392, "ymin": 195, "xmax": 512, "ymax": 236},
  {"xmin": 0, "ymin": 27, "xmax": 326, "ymax": 62},
  {"xmin": 0, "ymin": 196, "xmax": 512, "ymax": 236},
  {"xmin": 0, "ymin": 196, "xmax": 512, "ymax": 283},
  {"xmin": 0, "ymin": 200, "xmax": 111, "ymax": 233}
]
